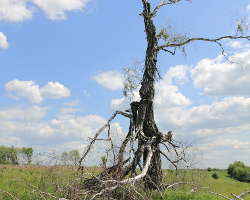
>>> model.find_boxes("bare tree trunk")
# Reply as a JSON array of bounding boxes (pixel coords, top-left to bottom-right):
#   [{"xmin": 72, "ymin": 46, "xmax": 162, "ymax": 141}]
[{"xmin": 138, "ymin": 1, "xmax": 163, "ymax": 190}]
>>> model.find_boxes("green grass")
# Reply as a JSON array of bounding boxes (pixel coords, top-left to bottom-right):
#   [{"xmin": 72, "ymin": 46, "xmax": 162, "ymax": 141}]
[
  {"xmin": 0, "ymin": 166, "xmax": 249, "ymax": 199},
  {"xmin": 0, "ymin": 165, "xmax": 102, "ymax": 199},
  {"xmin": 161, "ymin": 169, "xmax": 250, "ymax": 199}
]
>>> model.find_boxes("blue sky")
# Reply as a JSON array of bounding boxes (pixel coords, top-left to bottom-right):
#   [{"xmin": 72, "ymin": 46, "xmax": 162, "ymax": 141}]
[{"xmin": 0, "ymin": 0, "xmax": 250, "ymax": 169}]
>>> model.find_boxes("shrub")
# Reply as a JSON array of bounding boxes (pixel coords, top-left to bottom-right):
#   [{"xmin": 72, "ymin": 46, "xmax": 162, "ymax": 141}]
[
  {"xmin": 227, "ymin": 163, "xmax": 234, "ymax": 176},
  {"xmin": 227, "ymin": 161, "xmax": 250, "ymax": 182},
  {"xmin": 207, "ymin": 167, "xmax": 212, "ymax": 172},
  {"xmin": 212, "ymin": 172, "xmax": 219, "ymax": 179},
  {"xmin": 233, "ymin": 167, "xmax": 248, "ymax": 182}
]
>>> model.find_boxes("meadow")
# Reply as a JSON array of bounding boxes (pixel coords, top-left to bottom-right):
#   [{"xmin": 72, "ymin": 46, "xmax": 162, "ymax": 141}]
[{"xmin": 0, "ymin": 165, "xmax": 249, "ymax": 199}]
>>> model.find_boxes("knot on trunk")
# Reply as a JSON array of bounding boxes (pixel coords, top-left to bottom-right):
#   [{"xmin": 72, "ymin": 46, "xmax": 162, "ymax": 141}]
[{"xmin": 158, "ymin": 131, "xmax": 172, "ymax": 142}]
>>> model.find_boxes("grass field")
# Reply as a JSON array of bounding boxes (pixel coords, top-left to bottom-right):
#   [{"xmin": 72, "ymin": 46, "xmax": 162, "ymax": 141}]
[{"xmin": 0, "ymin": 165, "xmax": 249, "ymax": 199}]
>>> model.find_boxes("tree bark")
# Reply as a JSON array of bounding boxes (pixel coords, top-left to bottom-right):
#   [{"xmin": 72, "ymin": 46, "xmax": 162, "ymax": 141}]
[{"xmin": 138, "ymin": 1, "xmax": 163, "ymax": 190}]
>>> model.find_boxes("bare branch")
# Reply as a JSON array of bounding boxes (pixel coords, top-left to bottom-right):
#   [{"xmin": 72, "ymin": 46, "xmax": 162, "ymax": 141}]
[
  {"xmin": 209, "ymin": 191, "xmax": 231, "ymax": 200},
  {"xmin": 159, "ymin": 35, "xmax": 250, "ymax": 49},
  {"xmin": 232, "ymin": 189, "xmax": 250, "ymax": 200},
  {"xmin": 79, "ymin": 110, "xmax": 132, "ymax": 165},
  {"xmin": 0, "ymin": 190, "xmax": 19, "ymax": 200},
  {"xmin": 159, "ymin": 149, "xmax": 183, "ymax": 164},
  {"xmin": 161, "ymin": 47, "xmax": 176, "ymax": 55},
  {"xmin": 152, "ymin": 0, "xmax": 192, "ymax": 18},
  {"xmin": 152, "ymin": 0, "xmax": 166, "ymax": 18},
  {"xmin": 90, "ymin": 185, "xmax": 118, "ymax": 200},
  {"xmin": 231, "ymin": 193, "xmax": 244, "ymax": 200},
  {"xmin": 166, "ymin": 182, "xmax": 198, "ymax": 189}
]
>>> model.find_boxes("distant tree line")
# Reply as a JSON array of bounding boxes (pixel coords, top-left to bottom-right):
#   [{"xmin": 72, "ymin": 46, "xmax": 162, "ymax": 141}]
[
  {"xmin": 207, "ymin": 167, "xmax": 220, "ymax": 172},
  {"xmin": 227, "ymin": 161, "xmax": 250, "ymax": 182},
  {"xmin": 0, "ymin": 145, "xmax": 33, "ymax": 165}
]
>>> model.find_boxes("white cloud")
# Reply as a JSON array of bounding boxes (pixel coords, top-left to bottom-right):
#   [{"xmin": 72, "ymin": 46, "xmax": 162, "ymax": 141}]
[
  {"xmin": 4, "ymin": 79, "xmax": 70, "ymax": 104},
  {"xmin": 0, "ymin": 32, "xmax": 9, "ymax": 49},
  {"xmin": 109, "ymin": 65, "xmax": 250, "ymax": 149},
  {"xmin": 155, "ymin": 97, "xmax": 250, "ymax": 139},
  {"xmin": 215, "ymin": 139, "xmax": 250, "ymax": 150},
  {"xmin": 0, "ymin": 106, "xmax": 49, "ymax": 121},
  {"xmin": 32, "ymin": 0, "xmax": 91, "ymax": 20},
  {"xmin": 197, "ymin": 137, "xmax": 250, "ymax": 168},
  {"xmin": 40, "ymin": 82, "xmax": 70, "ymax": 99},
  {"xmin": 191, "ymin": 52, "xmax": 250, "ymax": 96},
  {"xmin": 59, "ymin": 108, "xmax": 82, "ymax": 114},
  {"xmin": 5, "ymin": 79, "xmax": 43, "ymax": 104},
  {"xmin": 0, "ymin": 0, "xmax": 34, "ymax": 22},
  {"xmin": 226, "ymin": 41, "xmax": 250, "ymax": 49},
  {"xmin": 163, "ymin": 65, "xmax": 189, "ymax": 85},
  {"xmin": 92, "ymin": 71, "xmax": 124, "ymax": 91},
  {"xmin": 155, "ymin": 70, "xmax": 191, "ymax": 111},
  {"xmin": 0, "ymin": 112, "xmax": 112, "ymax": 152},
  {"xmin": 64, "ymin": 99, "xmax": 80, "ymax": 107},
  {"xmin": 0, "ymin": 0, "xmax": 93, "ymax": 22}
]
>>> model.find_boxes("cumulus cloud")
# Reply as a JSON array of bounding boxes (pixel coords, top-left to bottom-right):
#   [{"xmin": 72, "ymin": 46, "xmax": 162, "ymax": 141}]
[
  {"xmin": 4, "ymin": 79, "xmax": 70, "ymax": 104},
  {"xmin": 156, "ymin": 97, "xmax": 250, "ymax": 133},
  {"xmin": 215, "ymin": 139, "xmax": 250, "ymax": 150},
  {"xmin": 155, "ymin": 65, "xmax": 191, "ymax": 110},
  {"xmin": 0, "ymin": 0, "xmax": 34, "ymax": 22},
  {"xmin": 191, "ymin": 53, "xmax": 250, "ymax": 96},
  {"xmin": 0, "ymin": 112, "xmax": 113, "ymax": 152},
  {"xmin": 226, "ymin": 41, "xmax": 250, "ymax": 49},
  {"xmin": 0, "ymin": 32, "xmax": 9, "ymax": 49},
  {"xmin": 0, "ymin": 0, "xmax": 92, "ymax": 22},
  {"xmin": 0, "ymin": 106, "xmax": 49, "ymax": 121},
  {"xmin": 197, "ymin": 137, "xmax": 250, "ymax": 168},
  {"xmin": 5, "ymin": 79, "xmax": 43, "ymax": 104},
  {"xmin": 33, "ymin": 0, "xmax": 91, "ymax": 20},
  {"xmin": 92, "ymin": 71, "xmax": 124, "ymax": 90},
  {"xmin": 40, "ymin": 82, "xmax": 70, "ymax": 99},
  {"xmin": 163, "ymin": 65, "xmax": 189, "ymax": 85}
]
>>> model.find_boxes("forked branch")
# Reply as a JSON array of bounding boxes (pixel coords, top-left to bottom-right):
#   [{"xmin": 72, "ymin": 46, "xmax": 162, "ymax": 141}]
[
  {"xmin": 79, "ymin": 110, "xmax": 132, "ymax": 165},
  {"xmin": 152, "ymin": 0, "xmax": 191, "ymax": 18}
]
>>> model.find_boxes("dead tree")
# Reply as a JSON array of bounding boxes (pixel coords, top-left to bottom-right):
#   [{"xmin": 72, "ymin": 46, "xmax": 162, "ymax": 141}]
[{"xmin": 79, "ymin": 0, "xmax": 250, "ymax": 194}]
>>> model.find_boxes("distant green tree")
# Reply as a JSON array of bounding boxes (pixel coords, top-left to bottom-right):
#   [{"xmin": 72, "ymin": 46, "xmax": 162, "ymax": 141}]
[
  {"xmin": 9, "ymin": 146, "xmax": 19, "ymax": 165},
  {"xmin": 61, "ymin": 151, "xmax": 69, "ymax": 163},
  {"xmin": 207, "ymin": 167, "xmax": 212, "ymax": 172},
  {"xmin": 0, "ymin": 145, "xmax": 9, "ymax": 164},
  {"xmin": 69, "ymin": 150, "xmax": 80, "ymax": 163},
  {"xmin": 21, "ymin": 147, "xmax": 33, "ymax": 164},
  {"xmin": 0, "ymin": 146, "xmax": 34, "ymax": 165},
  {"xmin": 26, "ymin": 147, "xmax": 33, "ymax": 164},
  {"xmin": 62, "ymin": 151, "xmax": 68, "ymax": 157}
]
